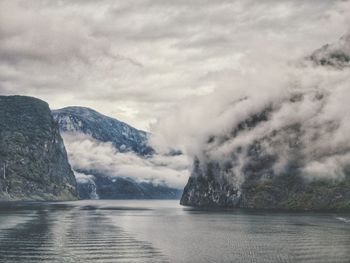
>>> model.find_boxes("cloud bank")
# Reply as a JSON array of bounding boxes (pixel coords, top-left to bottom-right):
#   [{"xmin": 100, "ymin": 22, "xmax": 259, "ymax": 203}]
[
  {"xmin": 62, "ymin": 133, "xmax": 189, "ymax": 188},
  {"xmin": 1, "ymin": 0, "xmax": 350, "ymax": 130},
  {"xmin": 1, "ymin": 0, "xmax": 350, "ymax": 185},
  {"xmin": 150, "ymin": 36, "xmax": 350, "ymax": 182}
]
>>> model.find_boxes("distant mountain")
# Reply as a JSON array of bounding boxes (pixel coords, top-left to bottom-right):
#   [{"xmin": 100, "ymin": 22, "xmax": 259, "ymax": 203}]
[
  {"xmin": 53, "ymin": 106, "xmax": 181, "ymax": 200},
  {"xmin": 0, "ymin": 96, "xmax": 77, "ymax": 201},
  {"xmin": 52, "ymin": 106, "xmax": 153, "ymax": 155},
  {"xmin": 76, "ymin": 170, "xmax": 182, "ymax": 200}
]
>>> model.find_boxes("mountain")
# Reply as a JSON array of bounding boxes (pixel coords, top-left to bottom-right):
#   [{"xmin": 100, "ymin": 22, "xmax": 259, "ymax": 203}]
[
  {"xmin": 52, "ymin": 106, "xmax": 153, "ymax": 155},
  {"xmin": 0, "ymin": 96, "xmax": 77, "ymax": 201},
  {"xmin": 76, "ymin": 170, "xmax": 182, "ymax": 200},
  {"xmin": 52, "ymin": 106, "xmax": 181, "ymax": 199},
  {"xmin": 181, "ymin": 37, "xmax": 350, "ymax": 210},
  {"xmin": 181, "ymin": 114, "xmax": 350, "ymax": 210},
  {"xmin": 309, "ymin": 34, "xmax": 350, "ymax": 68}
]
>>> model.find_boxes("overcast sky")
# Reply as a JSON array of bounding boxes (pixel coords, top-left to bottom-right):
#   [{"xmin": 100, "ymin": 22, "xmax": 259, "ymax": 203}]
[{"xmin": 0, "ymin": 0, "xmax": 349, "ymax": 131}]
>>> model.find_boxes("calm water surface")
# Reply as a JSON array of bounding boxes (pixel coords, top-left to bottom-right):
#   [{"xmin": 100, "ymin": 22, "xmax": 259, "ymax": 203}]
[{"xmin": 0, "ymin": 200, "xmax": 349, "ymax": 263}]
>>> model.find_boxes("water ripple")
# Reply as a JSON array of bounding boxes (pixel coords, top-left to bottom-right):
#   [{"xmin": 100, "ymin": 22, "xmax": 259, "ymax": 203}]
[{"xmin": 0, "ymin": 205, "xmax": 168, "ymax": 263}]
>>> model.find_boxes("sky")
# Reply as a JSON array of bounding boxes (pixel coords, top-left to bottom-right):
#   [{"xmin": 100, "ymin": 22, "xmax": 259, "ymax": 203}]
[
  {"xmin": 1, "ymin": 0, "xmax": 350, "ymax": 188},
  {"xmin": 1, "ymin": 0, "xmax": 349, "ymax": 131}
]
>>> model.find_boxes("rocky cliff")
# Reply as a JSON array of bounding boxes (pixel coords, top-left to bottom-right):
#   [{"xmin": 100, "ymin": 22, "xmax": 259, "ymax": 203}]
[
  {"xmin": 181, "ymin": 36, "xmax": 350, "ymax": 210},
  {"xmin": 180, "ymin": 118, "xmax": 350, "ymax": 210},
  {"xmin": 0, "ymin": 96, "xmax": 77, "ymax": 201}
]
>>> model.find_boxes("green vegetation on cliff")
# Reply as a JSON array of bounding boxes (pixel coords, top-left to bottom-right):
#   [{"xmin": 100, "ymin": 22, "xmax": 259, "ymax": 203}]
[{"xmin": 0, "ymin": 96, "xmax": 77, "ymax": 201}]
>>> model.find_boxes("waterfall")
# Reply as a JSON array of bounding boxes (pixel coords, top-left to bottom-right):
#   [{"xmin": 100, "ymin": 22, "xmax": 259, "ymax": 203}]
[{"xmin": 89, "ymin": 178, "xmax": 99, "ymax": 200}]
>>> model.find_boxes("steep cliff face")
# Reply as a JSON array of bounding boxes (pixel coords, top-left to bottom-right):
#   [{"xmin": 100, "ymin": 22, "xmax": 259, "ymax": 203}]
[
  {"xmin": 181, "ymin": 117, "xmax": 350, "ymax": 210},
  {"xmin": 181, "ymin": 37, "xmax": 350, "ymax": 210},
  {"xmin": 0, "ymin": 96, "xmax": 77, "ymax": 201}
]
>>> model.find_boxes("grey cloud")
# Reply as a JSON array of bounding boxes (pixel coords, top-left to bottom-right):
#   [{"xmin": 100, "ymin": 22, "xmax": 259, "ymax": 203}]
[
  {"xmin": 0, "ymin": 0, "xmax": 349, "ymax": 131},
  {"xmin": 62, "ymin": 133, "xmax": 190, "ymax": 188},
  {"xmin": 151, "ymin": 55, "xmax": 350, "ymax": 181},
  {"xmin": 1, "ymin": 0, "xmax": 350, "ymax": 186}
]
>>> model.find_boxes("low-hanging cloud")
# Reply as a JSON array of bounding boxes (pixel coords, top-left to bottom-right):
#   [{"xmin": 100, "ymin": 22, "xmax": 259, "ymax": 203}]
[
  {"xmin": 62, "ymin": 133, "xmax": 190, "ymax": 188},
  {"xmin": 150, "ymin": 32, "xmax": 350, "ymax": 183},
  {"xmin": 2, "ymin": 0, "xmax": 350, "ymax": 185}
]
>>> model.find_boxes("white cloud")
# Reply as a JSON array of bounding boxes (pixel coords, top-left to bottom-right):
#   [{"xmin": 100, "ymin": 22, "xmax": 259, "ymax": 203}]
[
  {"xmin": 150, "ymin": 39, "xmax": 350, "ymax": 181},
  {"xmin": 1, "ymin": 0, "xmax": 350, "ymax": 183},
  {"xmin": 74, "ymin": 171, "xmax": 96, "ymax": 184},
  {"xmin": 1, "ymin": 0, "xmax": 349, "ymax": 130},
  {"xmin": 62, "ymin": 133, "xmax": 190, "ymax": 188}
]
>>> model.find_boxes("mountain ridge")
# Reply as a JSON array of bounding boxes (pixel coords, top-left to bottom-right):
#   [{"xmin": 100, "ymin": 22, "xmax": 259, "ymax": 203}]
[{"xmin": 52, "ymin": 106, "xmax": 153, "ymax": 155}]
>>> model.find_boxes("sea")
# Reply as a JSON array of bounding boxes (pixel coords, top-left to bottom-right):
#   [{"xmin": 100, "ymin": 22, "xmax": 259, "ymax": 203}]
[{"xmin": 0, "ymin": 200, "xmax": 349, "ymax": 263}]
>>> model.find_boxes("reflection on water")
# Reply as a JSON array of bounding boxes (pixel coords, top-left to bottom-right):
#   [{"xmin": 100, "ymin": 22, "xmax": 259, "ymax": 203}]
[
  {"xmin": 0, "ymin": 200, "xmax": 349, "ymax": 263},
  {"xmin": 0, "ymin": 202, "xmax": 167, "ymax": 263}
]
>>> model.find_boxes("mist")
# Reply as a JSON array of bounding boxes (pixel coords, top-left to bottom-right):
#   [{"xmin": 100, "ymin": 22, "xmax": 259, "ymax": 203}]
[
  {"xmin": 2, "ymin": 0, "xmax": 350, "ymax": 188},
  {"xmin": 1, "ymin": 0, "xmax": 350, "ymax": 130},
  {"xmin": 150, "ymin": 12, "xmax": 350, "ymax": 184},
  {"xmin": 62, "ymin": 133, "xmax": 190, "ymax": 188}
]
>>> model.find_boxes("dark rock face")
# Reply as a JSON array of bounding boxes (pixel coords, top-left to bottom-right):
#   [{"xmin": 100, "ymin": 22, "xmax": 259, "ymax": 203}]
[
  {"xmin": 309, "ymin": 34, "xmax": 350, "ymax": 69},
  {"xmin": 181, "ymin": 36, "xmax": 350, "ymax": 210},
  {"xmin": 76, "ymin": 175, "xmax": 98, "ymax": 200},
  {"xmin": 52, "ymin": 106, "xmax": 153, "ymax": 155},
  {"xmin": 0, "ymin": 96, "xmax": 78, "ymax": 201},
  {"xmin": 180, "ymin": 159, "xmax": 241, "ymax": 208},
  {"xmin": 77, "ymin": 170, "xmax": 182, "ymax": 200},
  {"xmin": 180, "ymin": 110, "xmax": 350, "ymax": 210}
]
